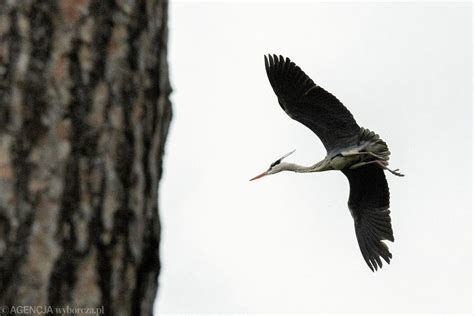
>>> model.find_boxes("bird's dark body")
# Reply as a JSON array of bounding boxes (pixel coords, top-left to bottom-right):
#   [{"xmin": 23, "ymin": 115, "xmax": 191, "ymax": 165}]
[
  {"xmin": 329, "ymin": 127, "xmax": 391, "ymax": 170},
  {"xmin": 264, "ymin": 54, "xmax": 399, "ymax": 271}
]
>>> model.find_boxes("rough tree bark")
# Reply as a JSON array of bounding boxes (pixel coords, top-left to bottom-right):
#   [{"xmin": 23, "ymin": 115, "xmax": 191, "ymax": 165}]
[{"xmin": 0, "ymin": 0, "xmax": 171, "ymax": 315}]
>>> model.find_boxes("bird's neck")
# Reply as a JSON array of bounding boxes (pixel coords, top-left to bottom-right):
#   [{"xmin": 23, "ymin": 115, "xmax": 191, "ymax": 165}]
[{"xmin": 284, "ymin": 158, "xmax": 331, "ymax": 173}]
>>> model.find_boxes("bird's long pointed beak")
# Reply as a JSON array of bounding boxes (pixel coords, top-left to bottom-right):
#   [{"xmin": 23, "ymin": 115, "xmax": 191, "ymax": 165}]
[{"xmin": 249, "ymin": 171, "xmax": 269, "ymax": 181}]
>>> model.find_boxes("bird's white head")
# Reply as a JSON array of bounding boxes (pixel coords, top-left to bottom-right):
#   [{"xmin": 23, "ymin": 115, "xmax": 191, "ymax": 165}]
[{"xmin": 249, "ymin": 149, "xmax": 296, "ymax": 181}]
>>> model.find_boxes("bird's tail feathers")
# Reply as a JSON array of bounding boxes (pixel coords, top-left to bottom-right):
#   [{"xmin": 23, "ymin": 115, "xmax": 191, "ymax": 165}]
[{"xmin": 359, "ymin": 128, "xmax": 390, "ymax": 161}]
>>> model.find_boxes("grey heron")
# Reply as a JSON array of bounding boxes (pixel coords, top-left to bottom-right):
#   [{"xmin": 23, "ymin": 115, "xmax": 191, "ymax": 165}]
[{"xmin": 251, "ymin": 54, "xmax": 404, "ymax": 272}]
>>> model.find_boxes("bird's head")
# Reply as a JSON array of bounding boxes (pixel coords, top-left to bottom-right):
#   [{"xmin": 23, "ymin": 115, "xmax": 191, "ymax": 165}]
[{"xmin": 249, "ymin": 149, "xmax": 296, "ymax": 181}]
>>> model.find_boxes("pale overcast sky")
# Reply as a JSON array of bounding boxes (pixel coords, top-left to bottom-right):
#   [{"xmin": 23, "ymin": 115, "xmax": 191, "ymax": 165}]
[{"xmin": 155, "ymin": 1, "xmax": 472, "ymax": 313}]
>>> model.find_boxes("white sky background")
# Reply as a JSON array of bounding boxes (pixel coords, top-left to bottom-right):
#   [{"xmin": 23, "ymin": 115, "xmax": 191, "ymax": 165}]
[{"xmin": 155, "ymin": 1, "xmax": 472, "ymax": 313}]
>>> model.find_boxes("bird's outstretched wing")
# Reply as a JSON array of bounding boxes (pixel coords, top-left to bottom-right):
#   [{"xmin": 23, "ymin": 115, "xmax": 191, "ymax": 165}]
[
  {"xmin": 265, "ymin": 54, "xmax": 360, "ymax": 154},
  {"xmin": 342, "ymin": 164, "xmax": 394, "ymax": 271}
]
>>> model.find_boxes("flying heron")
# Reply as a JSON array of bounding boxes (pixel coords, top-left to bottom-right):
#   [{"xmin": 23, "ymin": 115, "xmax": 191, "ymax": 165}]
[{"xmin": 251, "ymin": 54, "xmax": 404, "ymax": 272}]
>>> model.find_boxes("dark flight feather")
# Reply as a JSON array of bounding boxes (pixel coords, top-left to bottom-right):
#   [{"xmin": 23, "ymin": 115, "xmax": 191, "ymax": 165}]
[
  {"xmin": 342, "ymin": 164, "xmax": 394, "ymax": 271},
  {"xmin": 264, "ymin": 54, "xmax": 361, "ymax": 155}
]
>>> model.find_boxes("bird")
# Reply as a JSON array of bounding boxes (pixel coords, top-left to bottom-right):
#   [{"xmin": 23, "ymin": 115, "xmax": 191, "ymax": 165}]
[{"xmin": 250, "ymin": 54, "xmax": 404, "ymax": 272}]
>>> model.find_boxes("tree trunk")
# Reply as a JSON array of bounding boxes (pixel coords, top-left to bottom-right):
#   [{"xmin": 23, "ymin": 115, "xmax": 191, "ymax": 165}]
[{"xmin": 0, "ymin": 0, "xmax": 171, "ymax": 315}]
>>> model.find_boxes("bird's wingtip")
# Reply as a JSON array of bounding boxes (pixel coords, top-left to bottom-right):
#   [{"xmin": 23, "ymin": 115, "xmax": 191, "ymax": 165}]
[
  {"xmin": 264, "ymin": 54, "xmax": 272, "ymax": 64},
  {"xmin": 264, "ymin": 54, "xmax": 292, "ymax": 65}
]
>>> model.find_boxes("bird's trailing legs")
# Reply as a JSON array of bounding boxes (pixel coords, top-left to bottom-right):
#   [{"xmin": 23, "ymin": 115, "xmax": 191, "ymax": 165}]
[{"xmin": 350, "ymin": 160, "xmax": 404, "ymax": 177}]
